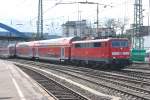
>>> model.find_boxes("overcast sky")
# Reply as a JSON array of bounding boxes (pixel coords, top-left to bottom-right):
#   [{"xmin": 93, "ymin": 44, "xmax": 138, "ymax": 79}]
[{"xmin": 0, "ymin": 0, "xmax": 150, "ymax": 34}]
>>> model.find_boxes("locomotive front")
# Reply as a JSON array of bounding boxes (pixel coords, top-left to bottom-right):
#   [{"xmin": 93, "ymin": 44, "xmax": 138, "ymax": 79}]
[{"xmin": 109, "ymin": 38, "xmax": 131, "ymax": 68}]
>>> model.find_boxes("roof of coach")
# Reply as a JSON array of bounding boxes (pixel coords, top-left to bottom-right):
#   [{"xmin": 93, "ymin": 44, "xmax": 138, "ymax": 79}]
[
  {"xmin": 72, "ymin": 38, "xmax": 128, "ymax": 44},
  {"xmin": 36, "ymin": 37, "xmax": 80, "ymax": 46},
  {"xmin": 16, "ymin": 41, "xmax": 34, "ymax": 47}
]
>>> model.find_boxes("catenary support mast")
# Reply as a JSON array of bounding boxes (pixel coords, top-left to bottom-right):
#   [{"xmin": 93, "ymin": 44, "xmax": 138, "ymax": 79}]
[
  {"xmin": 37, "ymin": 0, "xmax": 43, "ymax": 40},
  {"xmin": 133, "ymin": 0, "xmax": 144, "ymax": 49}
]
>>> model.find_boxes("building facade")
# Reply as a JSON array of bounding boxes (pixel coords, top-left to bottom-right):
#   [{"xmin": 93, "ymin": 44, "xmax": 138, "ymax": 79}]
[{"xmin": 62, "ymin": 20, "xmax": 93, "ymax": 37}]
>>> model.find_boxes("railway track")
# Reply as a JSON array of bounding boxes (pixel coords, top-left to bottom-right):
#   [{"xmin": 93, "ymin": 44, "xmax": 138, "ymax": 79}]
[
  {"xmin": 8, "ymin": 59, "xmax": 150, "ymax": 100},
  {"xmin": 128, "ymin": 62, "xmax": 150, "ymax": 70},
  {"xmin": 16, "ymin": 64, "xmax": 88, "ymax": 100},
  {"xmin": 111, "ymin": 69, "xmax": 150, "ymax": 81}
]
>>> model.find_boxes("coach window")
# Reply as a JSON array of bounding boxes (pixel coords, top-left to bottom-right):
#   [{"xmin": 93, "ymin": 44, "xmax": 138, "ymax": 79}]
[
  {"xmin": 94, "ymin": 42, "xmax": 101, "ymax": 47},
  {"xmin": 20, "ymin": 44, "xmax": 26, "ymax": 47}
]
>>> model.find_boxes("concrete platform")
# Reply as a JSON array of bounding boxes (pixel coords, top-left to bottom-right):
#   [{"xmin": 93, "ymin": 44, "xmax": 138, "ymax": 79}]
[{"xmin": 0, "ymin": 59, "xmax": 54, "ymax": 100}]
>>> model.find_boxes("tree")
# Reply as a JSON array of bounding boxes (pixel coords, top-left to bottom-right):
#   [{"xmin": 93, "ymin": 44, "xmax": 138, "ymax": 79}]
[
  {"xmin": 104, "ymin": 18, "xmax": 116, "ymax": 29},
  {"xmin": 104, "ymin": 18, "xmax": 129, "ymax": 37}
]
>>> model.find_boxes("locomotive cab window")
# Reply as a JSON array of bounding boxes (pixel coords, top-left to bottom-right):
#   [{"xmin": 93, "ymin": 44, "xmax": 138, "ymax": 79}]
[
  {"xmin": 112, "ymin": 40, "xmax": 128, "ymax": 47},
  {"xmin": 120, "ymin": 41, "xmax": 128, "ymax": 47}
]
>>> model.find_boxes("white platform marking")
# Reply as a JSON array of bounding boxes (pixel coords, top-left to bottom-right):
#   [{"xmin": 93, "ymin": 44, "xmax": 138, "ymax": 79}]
[{"xmin": 10, "ymin": 74, "xmax": 26, "ymax": 100}]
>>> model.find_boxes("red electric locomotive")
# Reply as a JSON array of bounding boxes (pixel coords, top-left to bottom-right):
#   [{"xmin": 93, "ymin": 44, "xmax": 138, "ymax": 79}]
[{"xmin": 71, "ymin": 38, "xmax": 130, "ymax": 69}]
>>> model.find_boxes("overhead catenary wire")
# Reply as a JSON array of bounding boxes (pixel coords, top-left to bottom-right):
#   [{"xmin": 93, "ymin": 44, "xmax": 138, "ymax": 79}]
[{"xmin": 12, "ymin": 0, "xmax": 132, "ymax": 25}]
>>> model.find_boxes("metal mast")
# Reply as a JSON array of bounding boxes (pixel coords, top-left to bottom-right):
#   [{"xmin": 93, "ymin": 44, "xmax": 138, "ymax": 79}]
[
  {"xmin": 37, "ymin": 0, "xmax": 43, "ymax": 40},
  {"xmin": 133, "ymin": 0, "xmax": 144, "ymax": 49}
]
